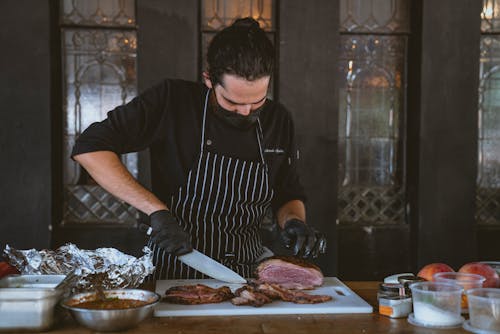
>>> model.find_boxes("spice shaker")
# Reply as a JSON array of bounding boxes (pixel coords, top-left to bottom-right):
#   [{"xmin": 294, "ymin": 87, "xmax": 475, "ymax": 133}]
[{"xmin": 378, "ymin": 282, "xmax": 412, "ymax": 318}]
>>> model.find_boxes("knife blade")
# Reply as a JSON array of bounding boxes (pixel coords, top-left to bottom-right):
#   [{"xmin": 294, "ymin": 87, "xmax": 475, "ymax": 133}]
[{"xmin": 178, "ymin": 250, "xmax": 247, "ymax": 284}]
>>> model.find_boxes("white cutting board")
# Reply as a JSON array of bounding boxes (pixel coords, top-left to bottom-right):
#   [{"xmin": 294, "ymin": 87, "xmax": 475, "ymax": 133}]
[{"xmin": 154, "ymin": 277, "xmax": 373, "ymax": 317}]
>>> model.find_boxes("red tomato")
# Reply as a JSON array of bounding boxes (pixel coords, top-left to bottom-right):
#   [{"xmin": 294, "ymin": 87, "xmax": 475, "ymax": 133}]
[{"xmin": 0, "ymin": 261, "xmax": 19, "ymax": 279}]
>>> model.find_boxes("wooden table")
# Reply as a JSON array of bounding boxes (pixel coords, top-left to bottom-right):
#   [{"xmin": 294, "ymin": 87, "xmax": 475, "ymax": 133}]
[{"xmin": 46, "ymin": 281, "xmax": 470, "ymax": 334}]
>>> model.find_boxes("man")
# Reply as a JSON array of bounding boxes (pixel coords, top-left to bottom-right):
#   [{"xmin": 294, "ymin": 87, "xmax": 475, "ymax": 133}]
[{"xmin": 72, "ymin": 17, "xmax": 325, "ymax": 280}]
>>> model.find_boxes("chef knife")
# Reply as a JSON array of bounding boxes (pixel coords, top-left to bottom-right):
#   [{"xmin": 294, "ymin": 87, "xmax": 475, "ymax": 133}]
[
  {"xmin": 142, "ymin": 223, "xmax": 246, "ymax": 284},
  {"xmin": 178, "ymin": 249, "xmax": 247, "ymax": 284}
]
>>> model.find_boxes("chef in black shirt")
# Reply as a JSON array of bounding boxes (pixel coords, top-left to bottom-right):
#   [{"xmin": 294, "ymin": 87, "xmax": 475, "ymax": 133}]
[{"xmin": 72, "ymin": 17, "xmax": 325, "ymax": 279}]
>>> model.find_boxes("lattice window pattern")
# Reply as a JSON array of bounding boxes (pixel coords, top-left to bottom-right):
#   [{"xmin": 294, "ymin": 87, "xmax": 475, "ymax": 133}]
[
  {"xmin": 340, "ymin": 0, "xmax": 410, "ymax": 33},
  {"xmin": 60, "ymin": 0, "xmax": 135, "ymax": 27}
]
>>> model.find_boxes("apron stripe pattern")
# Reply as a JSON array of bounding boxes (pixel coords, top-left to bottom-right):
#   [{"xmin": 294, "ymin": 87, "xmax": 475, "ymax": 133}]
[{"xmin": 148, "ymin": 90, "xmax": 274, "ymax": 280}]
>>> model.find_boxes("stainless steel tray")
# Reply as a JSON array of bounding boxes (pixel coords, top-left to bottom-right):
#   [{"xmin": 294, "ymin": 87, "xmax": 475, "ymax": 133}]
[{"xmin": 0, "ymin": 275, "xmax": 65, "ymax": 331}]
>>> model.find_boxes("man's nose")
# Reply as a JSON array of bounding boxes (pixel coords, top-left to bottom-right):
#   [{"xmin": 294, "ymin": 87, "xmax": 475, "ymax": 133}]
[{"xmin": 236, "ymin": 104, "xmax": 252, "ymax": 116}]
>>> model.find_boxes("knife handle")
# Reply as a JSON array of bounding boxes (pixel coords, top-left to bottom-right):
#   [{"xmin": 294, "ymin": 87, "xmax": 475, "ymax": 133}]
[{"xmin": 138, "ymin": 223, "xmax": 153, "ymax": 236}]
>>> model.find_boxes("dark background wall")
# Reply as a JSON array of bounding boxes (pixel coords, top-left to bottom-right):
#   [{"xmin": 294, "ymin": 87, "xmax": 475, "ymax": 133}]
[
  {"xmin": 414, "ymin": 0, "xmax": 481, "ymax": 269},
  {"xmin": 0, "ymin": 0, "xmax": 52, "ymax": 251},
  {"xmin": 137, "ymin": 0, "xmax": 199, "ymax": 88},
  {"xmin": 0, "ymin": 0, "xmax": 496, "ymax": 279},
  {"xmin": 279, "ymin": 0, "xmax": 339, "ymax": 276}
]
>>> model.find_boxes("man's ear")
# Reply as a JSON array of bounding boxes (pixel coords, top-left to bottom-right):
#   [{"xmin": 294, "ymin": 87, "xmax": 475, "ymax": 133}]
[{"xmin": 202, "ymin": 71, "xmax": 213, "ymax": 89}]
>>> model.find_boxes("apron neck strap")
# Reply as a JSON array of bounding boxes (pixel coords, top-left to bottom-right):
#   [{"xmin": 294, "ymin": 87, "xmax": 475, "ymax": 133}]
[
  {"xmin": 256, "ymin": 118, "xmax": 265, "ymax": 164},
  {"xmin": 200, "ymin": 88, "xmax": 210, "ymax": 152}
]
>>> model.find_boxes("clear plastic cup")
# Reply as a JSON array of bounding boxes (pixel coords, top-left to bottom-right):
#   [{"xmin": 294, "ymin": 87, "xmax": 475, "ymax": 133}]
[
  {"xmin": 464, "ymin": 288, "xmax": 500, "ymax": 333},
  {"xmin": 433, "ymin": 272, "xmax": 486, "ymax": 312},
  {"xmin": 409, "ymin": 281, "xmax": 464, "ymax": 328}
]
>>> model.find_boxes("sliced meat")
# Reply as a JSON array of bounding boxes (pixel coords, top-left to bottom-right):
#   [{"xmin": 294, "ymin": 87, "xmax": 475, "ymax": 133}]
[
  {"xmin": 257, "ymin": 283, "xmax": 332, "ymax": 304},
  {"xmin": 231, "ymin": 285, "xmax": 272, "ymax": 307},
  {"xmin": 231, "ymin": 282, "xmax": 332, "ymax": 307},
  {"xmin": 163, "ymin": 284, "xmax": 234, "ymax": 305},
  {"xmin": 255, "ymin": 256, "xmax": 324, "ymax": 289}
]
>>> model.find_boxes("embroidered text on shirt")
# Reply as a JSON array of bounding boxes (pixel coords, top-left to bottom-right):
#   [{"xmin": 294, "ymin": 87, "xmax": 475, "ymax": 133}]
[{"xmin": 264, "ymin": 148, "xmax": 285, "ymax": 154}]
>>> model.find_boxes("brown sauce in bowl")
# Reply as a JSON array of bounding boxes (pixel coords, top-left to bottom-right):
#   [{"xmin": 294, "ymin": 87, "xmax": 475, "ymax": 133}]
[{"xmin": 73, "ymin": 298, "xmax": 149, "ymax": 310}]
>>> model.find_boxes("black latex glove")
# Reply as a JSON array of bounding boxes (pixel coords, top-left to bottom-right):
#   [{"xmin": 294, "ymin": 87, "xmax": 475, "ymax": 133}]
[
  {"xmin": 148, "ymin": 210, "xmax": 193, "ymax": 256},
  {"xmin": 280, "ymin": 219, "xmax": 327, "ymax": 258}
]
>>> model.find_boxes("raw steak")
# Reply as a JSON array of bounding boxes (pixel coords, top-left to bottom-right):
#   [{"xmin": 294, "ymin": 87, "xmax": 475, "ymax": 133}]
[{"xmin": 255, "ymin": 256, "xmax": 324, "ymax": 289}]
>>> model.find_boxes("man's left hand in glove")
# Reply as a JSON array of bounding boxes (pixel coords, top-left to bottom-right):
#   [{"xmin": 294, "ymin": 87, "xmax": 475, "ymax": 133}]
[{"xmin": 280, "ymin": 219, "xmax": 327, "ymax": 258}]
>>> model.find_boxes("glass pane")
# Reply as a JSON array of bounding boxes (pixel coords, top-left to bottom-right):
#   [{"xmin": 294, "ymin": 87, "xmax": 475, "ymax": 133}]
[
  {"xmin": 62, "ymin": 28, "xmax": 138, "ymax": 224},
  {"xmin": 477, "ymin": 35, "xmax": 500, "ymax": 225},
  {"xmin": 482, "ymin": 0, "xmax": 500, "ymax": 33},
  {"xmin": 340, "ymin": 0, "xmax": 410, "ymax": 33},
  {"xmin": 338, "ymin": 35, "xmax": 406, "ymax": 224},
  {"xmin": 201, "ymin": 0, "xmax": 275, "ymax": 31},
  {"xmin": 338, "ymin": 35, "xmax": 405, "ymax": 186},
  {"xmin": 60, "ymin": 0, "xmax": 136, "ymax": 27}
]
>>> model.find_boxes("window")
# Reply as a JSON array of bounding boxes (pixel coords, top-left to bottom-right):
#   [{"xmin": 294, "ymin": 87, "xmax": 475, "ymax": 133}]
[
  {"xmin": 338, "ymin": 0, "xmax": 409, "ymax": 225},
  {"xmin": 60, "ymin": 0, "xmax": 139, "ymax": 225},
  {"xmin": 478, "ymin": 0, "xmax": 500, "ymax": 225}
]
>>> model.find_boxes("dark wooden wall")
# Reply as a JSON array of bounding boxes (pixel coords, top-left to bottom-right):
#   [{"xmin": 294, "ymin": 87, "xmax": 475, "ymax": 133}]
[
  {"xmin": 0, "ymin": 0, "xmax": 52, "ymax": 251},
  {"xmin": 137, "ymin": 0, "xmax": 199, "ymax": 87},
  {"xmin": 413, "ymin": 0, "xmax": 482, "ymax": 269},
  {"xmin": 279, "ymin": 0, "xmax": 339, "ymax": 276}
]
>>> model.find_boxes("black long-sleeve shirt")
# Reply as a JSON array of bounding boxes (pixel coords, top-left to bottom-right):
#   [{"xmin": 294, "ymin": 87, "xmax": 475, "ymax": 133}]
[{"xmin": 71, "ymin": 79, "xmax": 306, "ymax": 213}]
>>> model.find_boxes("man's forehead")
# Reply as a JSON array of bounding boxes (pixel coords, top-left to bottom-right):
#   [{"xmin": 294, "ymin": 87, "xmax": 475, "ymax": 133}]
[{"xmin": 217, "ymin": 74, "xmax": 270, "ymax": 104}]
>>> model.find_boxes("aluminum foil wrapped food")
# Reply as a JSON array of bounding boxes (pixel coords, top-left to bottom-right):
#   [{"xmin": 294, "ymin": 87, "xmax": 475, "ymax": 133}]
[{"xmin": 3, "ymin": 243, "xmax": 154, "ymax": 291}]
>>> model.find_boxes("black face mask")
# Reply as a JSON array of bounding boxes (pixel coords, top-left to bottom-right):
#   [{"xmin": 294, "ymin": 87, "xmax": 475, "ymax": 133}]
[{"xmin": 213, "ymin": 103, "xmax": 264, "ymax": 130}]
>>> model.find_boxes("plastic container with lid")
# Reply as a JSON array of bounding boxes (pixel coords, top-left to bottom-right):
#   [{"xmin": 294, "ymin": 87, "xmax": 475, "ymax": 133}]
[
  {"xmin": 463, "ymin": 287, "xmax": 500, "ymax": 333},
  {"xmin": 433, "ymin": 272, "xmax": 485, "ymax": 313},
  {"xmin": 408, "ymin": 281, "xmax": 464, "ymax": 329},
  {"xmin": 0, "ymin": 274, "xmax": 66, "ymax": 331},
  {"xmin": 378, "ymin": 282, "xmax": 412, "ymax": 318}
]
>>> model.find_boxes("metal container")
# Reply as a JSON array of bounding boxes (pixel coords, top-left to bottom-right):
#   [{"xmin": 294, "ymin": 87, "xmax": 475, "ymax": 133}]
[
  {"xmin": 0, "ymin": 275, "xmax": 65, "ymax": 331},
  {"xmin": 61, "ymin": 289, "xmax": 160, "ymax": 332}
]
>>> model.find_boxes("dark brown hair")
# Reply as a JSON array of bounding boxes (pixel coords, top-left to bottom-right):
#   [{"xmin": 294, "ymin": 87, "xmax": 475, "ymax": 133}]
[{"xmin": 207, "ymin": 17, "xmax": 274, "ymax": 87}]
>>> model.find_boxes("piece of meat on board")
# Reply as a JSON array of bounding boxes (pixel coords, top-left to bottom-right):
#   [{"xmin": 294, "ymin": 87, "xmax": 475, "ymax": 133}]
[
  {"xmin": 163, "ymin": 284, "xmax": 234, "ymax": 305},
  {"xmin": 255, "ymin": 256, "xmax": 324, "ymax": 289},
  {"xmin": 231, "ymin": 285, "xmax": 272, "ymax": 307},
  {"xmin": 231, "ymin": 282, "xmax": 332, "ymax": 307},
  {"xmin": 257, "ymin": 283, "xmax": 332, "ymax": 304}
]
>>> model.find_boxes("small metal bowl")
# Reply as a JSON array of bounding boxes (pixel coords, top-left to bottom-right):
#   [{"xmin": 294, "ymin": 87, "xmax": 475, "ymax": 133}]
[{"xmin": 61, "ymin": 289, "xmax": 160, "ymax": 332}]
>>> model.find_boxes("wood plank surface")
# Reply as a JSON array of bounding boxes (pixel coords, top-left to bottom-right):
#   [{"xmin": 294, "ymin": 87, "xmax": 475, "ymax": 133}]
[{"xmin": 43, "ymin": 281, "xmax": 470, "ymax": 334}]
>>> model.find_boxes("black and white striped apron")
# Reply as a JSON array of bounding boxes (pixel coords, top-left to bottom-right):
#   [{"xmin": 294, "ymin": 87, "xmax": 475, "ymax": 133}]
[{"xmin": 148, "ymin": 90, "xmax": 274, "ymax": 279}]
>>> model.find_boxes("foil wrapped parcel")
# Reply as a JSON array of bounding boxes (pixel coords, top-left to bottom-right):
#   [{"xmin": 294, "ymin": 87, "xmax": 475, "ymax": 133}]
[{"xmin": 3, "ymin": 243, "xmax": 154, "ymax": 291}]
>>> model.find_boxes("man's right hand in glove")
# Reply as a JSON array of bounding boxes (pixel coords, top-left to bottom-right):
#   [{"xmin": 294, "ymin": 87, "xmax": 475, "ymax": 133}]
[{"xmin": 148, "ymin": 209, "xmax": 193, "ymax": 256}]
